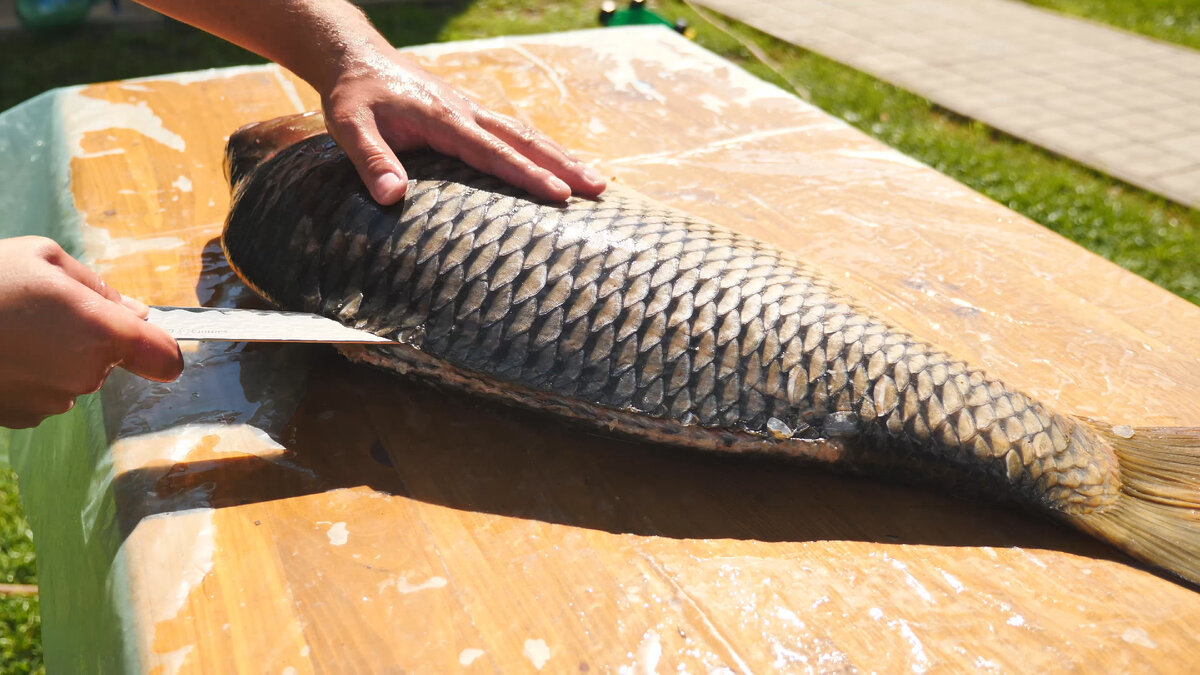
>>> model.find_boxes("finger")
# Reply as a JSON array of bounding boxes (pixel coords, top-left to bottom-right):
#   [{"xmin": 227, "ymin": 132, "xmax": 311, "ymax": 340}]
[
  {"xmin": 46, "ymin": 247, "xmax": 126, "ymax": 306},
  {"xmin": 120, "ymin": 294, "xmax": 150, "ymax": 319},
  {"xmin": 0, "ymin": 388, "xmax": 75, "ymax": 429},
  {"xmin": 477, "ymin": 111, "xmax": 607, "ymax": 198},
  {"xmin": 34, "ymin": 276, "xmax": 181, "ymax": 385},
  {"xmin": 103, "ymin": 307, "xmax": 184, "ymax": 383},
  {"xmin": 44, "ymin": 245, "xmax": 150, "ymax": 318},
  {"xmin": 0, "ymin": 411, "xmax": 46, "ymax": 430},
  {"xmin": 114, "ymin": 314, "xmax": 182, "ymax": 384},
  {"xmin": 326, "ymin": 111, "xmax": 409, "ymax": 205},
  {"xmin": 437, "ymin": 126, "xmax": 572, "ymax": 202}
]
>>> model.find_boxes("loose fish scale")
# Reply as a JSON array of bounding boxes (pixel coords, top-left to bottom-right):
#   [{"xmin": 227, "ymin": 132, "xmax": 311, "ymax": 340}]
[{"xmin": 224, "ymin": 135, "xmax": 1118, "ymax": 514}]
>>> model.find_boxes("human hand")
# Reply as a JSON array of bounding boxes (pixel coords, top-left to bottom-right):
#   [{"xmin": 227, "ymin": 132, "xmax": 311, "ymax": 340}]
[
  {"xmin": 131, "ymin": 0, "xmax": 602, "ymax": 204},
  {"xmin": 0, "ymin": 237, "xmax": 183, "ymax": 429},
  {"xmin": 319, "ymin": 49, "xmax": 608, "ymax": 205}
]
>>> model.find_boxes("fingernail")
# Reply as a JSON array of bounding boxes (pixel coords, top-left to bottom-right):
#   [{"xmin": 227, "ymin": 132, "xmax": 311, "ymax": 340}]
[
  {"xmin": 375, "ymin": 173, "xmax": 406, "ymax": 204},
  {"xmin": 583, "ymin": 166, "xmax": 606, "ymax": 185},
  {"xmin": 551, "ymin": 177, "xmax": 571, "ymax": 197},
  {"xmin": 122, "ymin": 294, "xmax": 149, "ymax": 317}
]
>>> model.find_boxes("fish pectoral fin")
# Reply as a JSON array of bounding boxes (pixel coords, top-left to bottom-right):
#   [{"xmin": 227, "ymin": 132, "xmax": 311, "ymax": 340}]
[{"xmin": 1069, "ymin": 420, "xmax": 1200, "ymax": 586}]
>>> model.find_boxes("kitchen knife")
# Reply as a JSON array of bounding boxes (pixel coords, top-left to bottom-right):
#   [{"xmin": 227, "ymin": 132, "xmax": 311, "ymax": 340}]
[{"xmin": 148, "ymin": 306, "xmax": 393, "ymax": 344}]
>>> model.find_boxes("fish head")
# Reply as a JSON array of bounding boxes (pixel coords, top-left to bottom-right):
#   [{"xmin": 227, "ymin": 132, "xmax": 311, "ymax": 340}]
[{"xmin": 224, "ymin": 111, "xmax": 329, "ymax": 190}]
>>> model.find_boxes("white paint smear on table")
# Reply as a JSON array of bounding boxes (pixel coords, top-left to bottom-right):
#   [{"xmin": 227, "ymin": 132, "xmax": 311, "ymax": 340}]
[
  {"xmin": 895, "ymin": 618, "xmax": 930, "ymax": 674},
  {"xmin": 523, "ymin": 639, "xmax": 550, "ymax": 670},
  {"xmin": 124, "ymin": 63, "xmax": 273, "ymax": 86},
  {"xmin": 886, "ymin": 555, "xmax": 935, "ymax": 604},
  {"xmin": 459, "ymin": 648, "xmax": 485, "ymax": 666},
  {"xmin": 79, "ymin": 225, "xmax": 184, "ymax": 271},
  {"xmin": 206, "ymin": 425, "xmax": 316, "ymax": 477},
  {"xmin": 121, "ymin": 507, "xmax": 215, "ymax": 671},
  {"xmin": 406, "ymin": 27, "xmax": 792, "ymax": 108},
  {"xmin": 326, "ymin": 522, "xmax": 348, "ymax": 546},
  {"xmin": 775, "ymin": 606, "xmax": 803, "ymax": 627},
  {"xmin": 532, "ymin": 27, "xmax": 795, "ymax": 107},
  {"xmin": 833, "ymin": 148, "xmax": 927, "ymax": 168},
  {"xmin": 150, "ymin": 644, "xmax": 193, "ymax": 675},
  {"xmin": 772, "ymin": 642, "xmax": 807, "ymax": 670},
  {"xmin": 1121, "ymin": 627, "xmax": 1158, "ymax": 649},
  {"xmin": 61, "ymin": 88, "xmax": 186, "ymax": 155},
  {"xmin": 118, "ymin": 424, "xmax": 305, "ymax": 478},
  {"xmin": 940, "ymin": 570, "xmax": 965, "ymax": 594},
  {"xmin": 140, "ymin": 509, "xmax": 216, "ymax": 625},
  {"xmin": 632, "ymin": 630, "xmax": 662, "ymax": 674},
  {"xmin": 379, "ymin": 574, "xmax": 447, "ymax": 594},
  {"xmin": 77, "ymin": 148, "xmax": 126, "ymax": 159},
  {"xmin": 271, "ymin": 66, "xmax": 309, "ymax": 112},
  {"xmin": 115, "ymin": 425, "xmax": 212, "ymax": 469}
]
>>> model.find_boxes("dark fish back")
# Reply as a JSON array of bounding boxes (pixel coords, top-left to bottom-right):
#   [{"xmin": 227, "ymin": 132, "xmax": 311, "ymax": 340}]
[{"xmin": 224, "ymin": 133, "xmax": 1120, "ymax": 516}]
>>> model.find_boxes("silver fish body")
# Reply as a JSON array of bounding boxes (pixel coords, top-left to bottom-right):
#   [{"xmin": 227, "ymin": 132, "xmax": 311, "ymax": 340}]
[{"xmin": 222, "ymin": 113, "xmax": 1200, "ymax": 585}]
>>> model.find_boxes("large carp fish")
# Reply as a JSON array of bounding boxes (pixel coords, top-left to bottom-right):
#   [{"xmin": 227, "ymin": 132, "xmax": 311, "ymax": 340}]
[{"xmin": 222, "ymin": 112, "xmax": 1200, "ymax": 585}]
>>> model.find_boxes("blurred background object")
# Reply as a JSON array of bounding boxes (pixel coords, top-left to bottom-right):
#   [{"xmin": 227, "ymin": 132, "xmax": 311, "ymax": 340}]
[
  {"xmin": 15, "ymin": 0, "xmax": 96, "ymax": 31},
  {"xmin": 599, "ymin": 0, "xmax": 690, "ymax": 35},
  {"xmin": 10, "ymin": 0, "xmax": 153, "ymax": 31}
]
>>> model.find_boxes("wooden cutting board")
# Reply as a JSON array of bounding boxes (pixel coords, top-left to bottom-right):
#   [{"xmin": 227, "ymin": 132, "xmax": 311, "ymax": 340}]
[{"xmin": 26, "ymin": 26, "xmax": 1200, "ymax": 673}]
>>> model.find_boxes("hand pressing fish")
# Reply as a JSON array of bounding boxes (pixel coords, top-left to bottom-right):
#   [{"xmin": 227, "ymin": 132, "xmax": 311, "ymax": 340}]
[{"xmin": 222, "ymin": 112, "xmax": 1200, "ymax": 585}]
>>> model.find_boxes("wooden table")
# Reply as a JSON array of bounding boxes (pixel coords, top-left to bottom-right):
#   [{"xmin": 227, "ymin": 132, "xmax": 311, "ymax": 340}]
[{"xmin": 5, "ymin": 25, "xmax": 1200, "ymax": 673}]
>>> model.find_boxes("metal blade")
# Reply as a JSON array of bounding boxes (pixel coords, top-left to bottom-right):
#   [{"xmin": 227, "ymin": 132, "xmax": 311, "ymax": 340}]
[{"xmin": 148, "ymin": 306, "xmax": 393, "ymax": 344}]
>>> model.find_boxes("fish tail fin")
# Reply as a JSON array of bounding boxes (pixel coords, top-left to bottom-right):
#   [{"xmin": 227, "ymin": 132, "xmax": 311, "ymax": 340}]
[{"xmin": 1069, "ymin": 421, "xmax": 1200, "ymax": 585}]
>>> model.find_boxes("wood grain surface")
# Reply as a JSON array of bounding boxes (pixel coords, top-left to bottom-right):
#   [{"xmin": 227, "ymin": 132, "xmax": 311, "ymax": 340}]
[{"xmin": 59, "ymin": 27, "xmax": 1200, "ymax": 673}]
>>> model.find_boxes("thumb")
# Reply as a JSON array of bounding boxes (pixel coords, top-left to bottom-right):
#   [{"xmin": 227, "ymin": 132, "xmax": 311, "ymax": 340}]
[
  {"xmin": 112, "ymin": 309, "xmax": 184, "ymax": 383},
  {"xmin": 326, "ymin": 112, "xmax": 408, "ymax": 205}
]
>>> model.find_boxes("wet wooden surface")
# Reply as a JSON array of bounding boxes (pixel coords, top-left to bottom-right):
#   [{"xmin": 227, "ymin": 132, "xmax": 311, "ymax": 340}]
[{"xmin": 60, "ymin": 26, "xmax": 1200, "ymax": 673}]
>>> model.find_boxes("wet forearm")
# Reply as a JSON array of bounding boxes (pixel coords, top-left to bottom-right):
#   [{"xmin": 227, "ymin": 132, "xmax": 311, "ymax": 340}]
[
  {"xmin": 135, "ymin": 0, "xmax": 606, "ymax": 204},
  {"xmin": 134, "ymin": 0, "xmax": 392, "ymax": 92}
]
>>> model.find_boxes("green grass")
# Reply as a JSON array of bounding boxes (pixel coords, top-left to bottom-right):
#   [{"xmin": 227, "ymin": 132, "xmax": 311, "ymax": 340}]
[
  {"xmin": 0, "ymin": 469, "xmax": 40, "ymax": 675},
  {"xmin": 0, "ymin": 0, "xmax": 1198, "ymax": 669},
  {"xmin": 1018, "ymin": 0, "xmax": 1200, "ymax": 50},
  {"xmin": 404, "ymin": 0, "xmax": 1200, "ymax": 304},
  {"xmin": 657, "ymin": 0, "xmax": 1200, "ymax": 303}
]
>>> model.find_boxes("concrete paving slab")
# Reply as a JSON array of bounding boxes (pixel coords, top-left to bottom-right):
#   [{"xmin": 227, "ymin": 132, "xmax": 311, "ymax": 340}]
[{"xmin": 696, "ymin": 0, "xmax": 1200, "ymax": 209}]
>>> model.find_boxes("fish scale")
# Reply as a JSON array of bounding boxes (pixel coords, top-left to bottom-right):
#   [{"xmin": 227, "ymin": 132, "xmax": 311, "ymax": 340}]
[
  {"xmin": 222, "ymin": 113, "xmax": 1200, "ymax": 586},
  {"xmin": 224, "ymin": 129, "xmax": 1115, "ymax": 517}
]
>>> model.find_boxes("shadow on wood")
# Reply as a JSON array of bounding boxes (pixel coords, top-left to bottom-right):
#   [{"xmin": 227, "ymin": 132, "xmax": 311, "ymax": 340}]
[{"xmin": 112, "ymin": 350, "xmax": 1140, "ymax": 573}]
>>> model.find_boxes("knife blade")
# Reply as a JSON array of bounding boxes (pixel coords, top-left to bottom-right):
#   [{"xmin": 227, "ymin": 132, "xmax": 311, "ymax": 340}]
[{"xmin": 148, "ymin": 306, "xmax": 394, "ymax": 344}]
